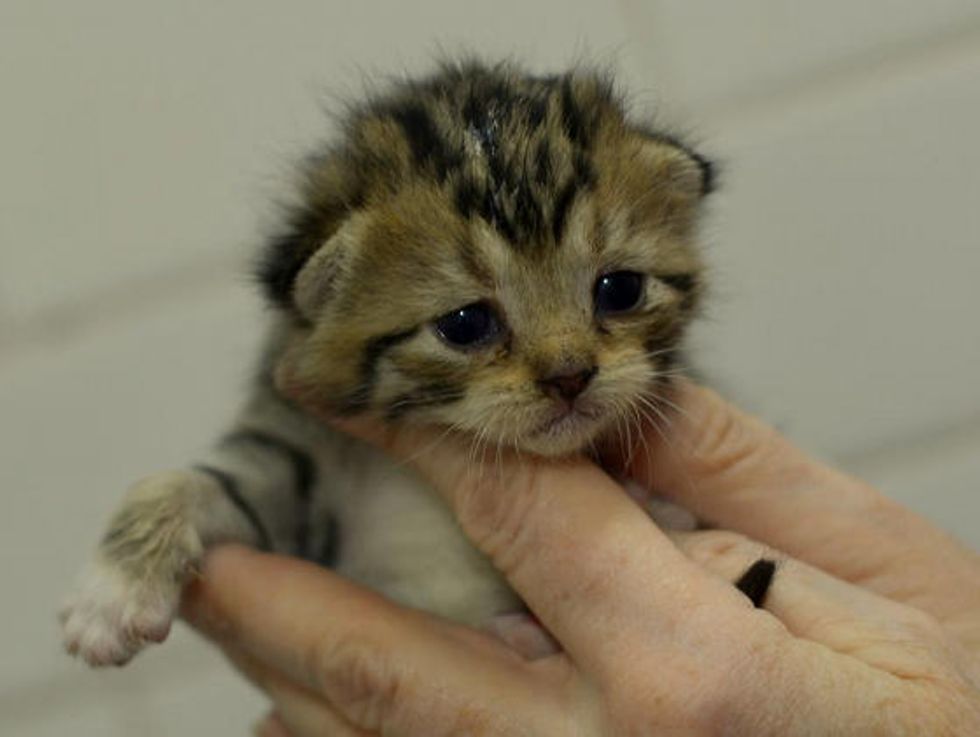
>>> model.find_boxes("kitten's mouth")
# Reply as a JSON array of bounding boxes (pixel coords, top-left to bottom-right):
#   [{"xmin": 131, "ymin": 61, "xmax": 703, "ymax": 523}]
[{"xmin": 533, "ymin": 404, "xmax": 603, "ymax": 438}]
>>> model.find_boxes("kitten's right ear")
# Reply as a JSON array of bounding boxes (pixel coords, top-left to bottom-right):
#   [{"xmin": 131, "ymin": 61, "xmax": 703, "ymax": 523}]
[
  {"xmin": 257, "ymin": 210, "xmax": 361, "ymax": 320},
  {"xmin": 257, "ymin": 210, "xmax": 323, "ymax": 311},
  {"xmin": 292, "ymin": 218, "xmax": 362, "ymax": 319},
  {"xmin": 257, "ymin": 146, "xmax": 365, "ymax": 316}
]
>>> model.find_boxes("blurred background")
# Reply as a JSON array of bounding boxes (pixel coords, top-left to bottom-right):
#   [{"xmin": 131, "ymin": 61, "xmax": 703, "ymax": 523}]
[{"xmin": 2, "ymin": 1, "xmax": 979, "ymax": 733}]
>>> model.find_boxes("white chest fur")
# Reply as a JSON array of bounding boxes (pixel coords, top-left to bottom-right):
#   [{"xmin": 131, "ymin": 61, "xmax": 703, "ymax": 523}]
[{"xmin": 327, "ymin": 443, "xmax": 520, "ymax": 626}]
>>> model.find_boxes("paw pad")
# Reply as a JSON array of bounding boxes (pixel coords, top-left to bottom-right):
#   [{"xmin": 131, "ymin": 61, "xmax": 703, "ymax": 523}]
[{"xmin": 60, "ymin": 562, "xmax": 177, "ymax": 667}]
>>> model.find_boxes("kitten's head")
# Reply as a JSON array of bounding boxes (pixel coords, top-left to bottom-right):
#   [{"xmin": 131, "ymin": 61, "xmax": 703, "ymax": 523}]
[{"xmin": 261, "ymin": 61, "xmax": 713, "ymax": 457}]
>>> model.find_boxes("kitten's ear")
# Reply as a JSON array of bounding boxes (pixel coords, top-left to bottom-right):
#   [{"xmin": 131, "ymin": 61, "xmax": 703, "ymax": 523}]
[
  {"xmin": 637, "ymin": 134, "xmax": 716, "ymax": 200},
  {"xmin": 257, "ymin": 211, "xmax": 323, "ymax": 311},
  {"xmin": 257, "ymin": 209, "xmax": 361, "ymax": 319},
  {"xmin": 257, "ymin": 149, "xmax": 362, "ymax": 315},
  {"xmin": 291, "ymin": 217, "xmax": 362, "ymax": 319}
]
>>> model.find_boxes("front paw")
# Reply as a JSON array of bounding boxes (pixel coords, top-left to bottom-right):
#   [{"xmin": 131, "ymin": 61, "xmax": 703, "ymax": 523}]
[{"xmin": 60, "ymin": 559, "xmax": 178, "ymax": 667}]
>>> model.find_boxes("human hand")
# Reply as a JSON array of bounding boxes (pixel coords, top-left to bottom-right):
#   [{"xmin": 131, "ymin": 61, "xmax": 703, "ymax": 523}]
[{"xmin": 182, "ymin": 381, "xmax": 980, "ymax": 735}]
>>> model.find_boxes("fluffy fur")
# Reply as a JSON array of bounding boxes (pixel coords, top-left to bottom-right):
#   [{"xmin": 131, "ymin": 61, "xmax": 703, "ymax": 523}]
[{"xmin": 61, "ymin": 59, "xmax": 713, "ymax": 666}]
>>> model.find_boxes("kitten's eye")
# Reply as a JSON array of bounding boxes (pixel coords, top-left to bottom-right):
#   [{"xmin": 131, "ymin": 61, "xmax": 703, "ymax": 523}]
[
  {"xmin": 433, "ymin": 302, "xmax": 501, "ymax": 348},
  {"xmin": 594, "ymin": 271, "xmax": 644, "ymax": 315}
]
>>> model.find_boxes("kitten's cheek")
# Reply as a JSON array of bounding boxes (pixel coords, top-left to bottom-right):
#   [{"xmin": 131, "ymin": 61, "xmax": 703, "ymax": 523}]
[
  {"xmin": 273, "ymin": 359, "xmax": 304, "ymax": 402},
  {"xmin": 273, "ymin": 356, "xmax": 327, "ymax": 414}
]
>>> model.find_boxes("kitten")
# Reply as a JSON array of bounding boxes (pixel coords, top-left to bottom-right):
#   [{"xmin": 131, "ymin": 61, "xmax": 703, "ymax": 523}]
[{"xmin": 60, "ymin": 59, "xmax": 713, "ymax": 666}]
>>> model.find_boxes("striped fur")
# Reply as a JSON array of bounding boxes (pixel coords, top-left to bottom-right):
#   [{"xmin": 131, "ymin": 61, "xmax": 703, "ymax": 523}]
[{"xmin": 62, "ymin": 60, "xmax": 713, "ymax": 667}]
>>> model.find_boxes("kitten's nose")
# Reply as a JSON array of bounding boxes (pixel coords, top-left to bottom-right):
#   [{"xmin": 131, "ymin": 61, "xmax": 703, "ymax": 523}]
[{"xmin": 538, "ymin": 365, "xmax": 597, "ymax": 402}]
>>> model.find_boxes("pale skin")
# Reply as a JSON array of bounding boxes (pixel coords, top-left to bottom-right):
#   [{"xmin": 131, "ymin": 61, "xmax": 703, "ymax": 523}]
[{"xmin": 182, "ymin": 380, "xmax": 980, "ymax": 736}]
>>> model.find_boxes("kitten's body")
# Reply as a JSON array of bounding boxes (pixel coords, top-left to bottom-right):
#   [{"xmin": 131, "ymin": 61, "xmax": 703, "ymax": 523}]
[
  {"xmin": 61, "ymin": 60, "xmax": 711, "ymax": 666},
  {"xmin": 208, "ymin": 336, "xmax": 519, "ymax": 624}
]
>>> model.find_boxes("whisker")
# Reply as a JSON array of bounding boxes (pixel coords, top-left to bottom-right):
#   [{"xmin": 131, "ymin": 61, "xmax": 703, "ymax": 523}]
[
  {"xmin": 401, "ymin": 421, "xmax": 462, "ymax": 466},
  {"xmin": 642, "ymin": 384, "xmax": 693, "ymax": 425},
  {"xmin": 627, "ymin": 400, "xmax": 652, "ymax": 470},
  {"xmin": 633, "ymin": 393, "xmax": 699, "ymax": 501},
  {"xmin": 383, "ymin": 389, "xmax": 468, "ymax": 413},
  {"xmin": 648, "ymin": 390, "xmax": 688, "ymax": 420},
  {"xmin": 609, "ymin": 399, "xmax": 634, "ymax": 474},
  {"xmin": 633, "ymin": 395, "xmax": 674, "ymax": 451},
  {"xmin": 642, "ymin": 346, "xmax": 680, "ymax": 361}
]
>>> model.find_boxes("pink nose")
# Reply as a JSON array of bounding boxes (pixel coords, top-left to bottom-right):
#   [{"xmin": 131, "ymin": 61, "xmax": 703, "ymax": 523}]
[{"xmin": 537, "ymin": 366, "xmax": 597, "ymax": 401}]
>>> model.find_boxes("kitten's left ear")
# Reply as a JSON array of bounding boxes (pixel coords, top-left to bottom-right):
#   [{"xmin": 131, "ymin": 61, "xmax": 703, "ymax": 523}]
[{"xmin": 638, "ymin": 134, "xmax": 716, "ymax": 199}]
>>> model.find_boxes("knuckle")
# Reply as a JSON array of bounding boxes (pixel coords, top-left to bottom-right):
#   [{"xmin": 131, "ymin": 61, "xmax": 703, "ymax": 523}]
[
  {"xmin": 893, "ymin": 607, "xmax": 948, "ymax": 645},
  {"xmin": 684, "ymin": 396, "xmax": 764, "ymax": 480},
  {"xmin": 452, "ymin": 461, "xmax": 547, "ymax": 573},
  {"xmin": 307, "ymin": 632, "xmax": 407, "ymax": 731},
  {"xmin": 682, "ymin": 389, "xmax": 820, "ymax": 491}
]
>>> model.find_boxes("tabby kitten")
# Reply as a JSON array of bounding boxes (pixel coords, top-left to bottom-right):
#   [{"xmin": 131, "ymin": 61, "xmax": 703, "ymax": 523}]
[{"xmin": 60, "ymin": 60, "xmax": 713, "ymax": 666}]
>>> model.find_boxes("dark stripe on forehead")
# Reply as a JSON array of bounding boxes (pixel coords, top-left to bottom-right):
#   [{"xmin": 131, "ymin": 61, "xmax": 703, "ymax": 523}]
[
  {"xmin": 462, "ymin": 93, "xmax": 503, "ymax": 159},
  {"xmin": 551, "ymin": 179, "xmax": 579, "ymax": 244},
  {"xmin": 339, "ymin": 326, "xmax": 420, "ymax": 413},
  {"xmin": 491, "ymin": 192, "xmax": 519, "ymax": 244},
  {"xmin": 513, "ymin": 178, "xmax": 544, "ymax": 242},
  {"xmin": 456, "ymin": 237, "xmax": 493, "ymax": 286},
  {"xmin": 453, "ymin": 177, "xmax": 516, "ymax": 243},
  {"xmin": 534, "ymin": 140, "xmax": 552, "ymax": 185},
  {"xmin": 526, "ymin": 91, "xmax": 549, "ymax": 128},
  {"xmin": 454, "ymin": 178, "xmax": 481, "ymax": 219},
  {"xmin": 551, "ymin": 154, "xmax": 596, "ymax": 244},
  {"xmin": 390, "ymin": 103, "xmax": 460, "ymax": 179},
  {"xmin": 560, "ymin": 77, "xmax": 592, "ymax": 148}
]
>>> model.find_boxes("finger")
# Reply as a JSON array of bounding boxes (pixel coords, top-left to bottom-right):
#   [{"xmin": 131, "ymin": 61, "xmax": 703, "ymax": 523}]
[
  {"xmin": 182, "ymin": 545, "xmax": 564, "ymax": 735},
  {"xmin": 484, "ymin": 613, "xmax": 561, "ymax": 660},
  {"xmin": 618, "ymin": 379, "xmax": 980, "ymax": 643},
  {"xmin": 226, "ymin": 648, "xmax": 371, "ymax": 737},
  {"xmin": 671, "ymin": 529, "xmax": 966, "ymax": 679},
  {"xmin": 322, "ymin": 412, "xmax": 765, "ymax": 675}
]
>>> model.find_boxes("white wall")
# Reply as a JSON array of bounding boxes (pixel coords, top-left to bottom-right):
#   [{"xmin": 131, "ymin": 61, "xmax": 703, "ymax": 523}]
[{"xmin": 2, "ymin": 2, "xmax": 979, "ymax": 733}]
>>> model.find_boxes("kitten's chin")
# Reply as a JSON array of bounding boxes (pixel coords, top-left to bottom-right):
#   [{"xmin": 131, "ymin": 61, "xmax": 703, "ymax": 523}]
[
  {"xmin": 517, "ymin": 435, "xmax": 596, "ymax": 457},
  {"xmin": 511, "ymin": 409, "xmax": 606, "ymax": 457}
]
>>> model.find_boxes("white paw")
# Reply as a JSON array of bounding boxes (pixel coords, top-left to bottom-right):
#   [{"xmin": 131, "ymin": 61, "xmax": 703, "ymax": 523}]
[{"xmin": 60, "ymin": 560, "xmax": 178, "ymax": 667}]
